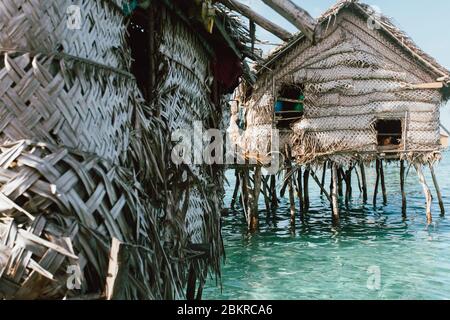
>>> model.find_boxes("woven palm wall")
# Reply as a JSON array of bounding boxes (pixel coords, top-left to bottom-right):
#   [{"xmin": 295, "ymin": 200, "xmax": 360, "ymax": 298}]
[
  {"xmin": 0, "ymin": 0, "xmax": 224, "ymax": 300},
  {"xmin": 152, "ymin": 5, "xmax": 225, "ymax": 288},
  {"xmin": 240, "ymin": 8, "xmax": 446, "ymax": 166}
]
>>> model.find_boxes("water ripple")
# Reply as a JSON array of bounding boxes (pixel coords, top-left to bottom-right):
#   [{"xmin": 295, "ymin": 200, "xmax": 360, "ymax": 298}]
[{"xmin": 205, "ymin": 155, "xmax": 450, "ymax": 300}]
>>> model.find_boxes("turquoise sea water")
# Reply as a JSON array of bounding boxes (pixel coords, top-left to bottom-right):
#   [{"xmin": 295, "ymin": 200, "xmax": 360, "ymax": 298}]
[{"xmin": 204, "ymin": 153, "xmax": 450, "ymax": 300}]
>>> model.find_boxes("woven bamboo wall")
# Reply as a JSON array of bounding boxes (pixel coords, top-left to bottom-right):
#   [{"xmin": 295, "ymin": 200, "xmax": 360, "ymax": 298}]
[
  {"xmin": 0, "ymin": 0, "xmax": 132, "ymax": 163},
  {"xmin": 154, "ymin": 6, "xmax": 224, "ymax": 282},
  {"xmin": 241, "ymin": 8, "xmax": 446, "ymax": 166},
  {"xmin": 0, "ymin": 0, "xmax": 224, "ymax": 300}
]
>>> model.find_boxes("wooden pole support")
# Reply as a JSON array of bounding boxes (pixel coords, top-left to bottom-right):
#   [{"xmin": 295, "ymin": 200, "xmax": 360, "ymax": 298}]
[
  {"xmin": 379, "ymin": 160, "xmax": 387, "ymax": 205},
  {"xmin": 337, "ymin": 168, "xmax": 343, "ymax": 198},
  {"xmin": 400, "ymin": 160, "xmax": 407, "ymax": 216},
  {"xmin": 249, "ymin": 166, "xmax": 262, "ymax": 231},
  {"xmin": 303, "ymin": 166, "xmax": 310, "ymax": 211},
  {"xmin": 331, "ymin": 163, "xmax": 340, "ymax": 220},
  {"xmin": 310, "ymin": 169, "xmax": 332, "ymax": 203},
  {"xmin": 296, "ymin": 166, "xmax": 304, "ymax": 218},
  {"xmin": 230, "ymin": 169, "xmax": 240, "ymax": 210},
  {"xmin": 344, "ymin": 167, "xmax": 352, "ymax": 207},
  {"xmin": 415, "ymin": 163, "xmax": 432, "ymax": 224},
  {"xmin": 360, "ymin": 162, "xmax": 368, "ymax": 203},
  {"xmin": 285, "ymin": 149, "xmax": 296, "ymax": 226},
  {"xmin": 261, "ymin": 175, "xmax": 272, "ymax": 214},
  {"xmin": 320, "ymin": 161, "xmax": 327, "ymax": 195},
  {"xmin": 373, "ymin": 160, "xmax": 380, "ymax": 206},
  {"xmin": 270, "ymin": 175, "xmax": 278, "ymax": 209},
  {"xmin": 429, "ymin": 163, "xmax": 445, "ymax": 216}
]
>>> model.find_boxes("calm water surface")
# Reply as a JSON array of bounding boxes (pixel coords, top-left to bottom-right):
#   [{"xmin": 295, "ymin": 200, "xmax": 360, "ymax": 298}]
[{"xmin": 204, "ymin": 153, "xmax": 450, "ymax": 299}]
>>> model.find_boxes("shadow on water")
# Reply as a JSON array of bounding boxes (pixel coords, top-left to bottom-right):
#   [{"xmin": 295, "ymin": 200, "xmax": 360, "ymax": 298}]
[{"xmin": 204, "ymin": 154, "xmax": 450, "ymax": 300}]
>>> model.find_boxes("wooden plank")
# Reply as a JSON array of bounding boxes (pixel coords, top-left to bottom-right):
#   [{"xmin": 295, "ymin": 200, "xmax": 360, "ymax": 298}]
[
  {"xmin": 277, "ymin": 97, "xmax": 304, "ymax": 103},
  {"xmin": 105, "ymin": 238, "xmax": 122, "ymax": 300},
  {"xmin": 219, "ymin": 0, "xmax": 293, "ymax": 41},
  {"xmin": 262, "ymin": 0, "xmax": 317, "ymax": 42}
]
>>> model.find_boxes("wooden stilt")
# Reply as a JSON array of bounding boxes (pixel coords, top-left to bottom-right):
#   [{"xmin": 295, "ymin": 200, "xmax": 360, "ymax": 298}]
[
  {"xmin": 261, "ymin": 176, "xmax": 271, "ymax": 215},
  {"xmin": 331, "ymin": 163, "xmax": 340, "ymax": 220},
  {"xmin": 241, "ymin": 169, "xmax": 250, "ymax": 224},
  {"xmin": 355, "ymin": 166, "xmax": 362, "ymax": 193},
  {"xmin": 310, "ymin": 169, "xmax": 332, "ymax": 202},
  {"xmin": 288, "ymin": 171, "xmax": 296, "ymax": 226},
  {"xmin": 400, "ymin": 160, "xmax": 407, "ymax": 216},
  {"xmin": 329, "ymin": 166, "xmax": 333, "ymax": 195},
  {"xmin": 379, "ymin": 159, "xmax": 387, "ymax": 205},
  {"xmin": 415, "ymin": 163, "xmax": 432, "ymax": 224},
  {"xmin": 303, "ymin": 166, "xmax": 310, "ymax": 212},
  {"xmin": 285, "ymin": 146, "xmax": 296, "ymax": 226},
  {"xmin": 337, "ymin": 169, "xmax": 343, "ymax": 198},
  {"xmin": 344, "ymin": 167, "xmax": 352, "ymax": 207},
  {"xmin": 360, "ymin": 162, "xmax": 368, "ymax": 203},
  {"xmin": 373, "ymin": 160, "xmax": 380, "ymax": 206},
  {"xmin": 429, "ymin": 163, "xmax": 445, "ymax": 216},
  {"xmin": 230, "ymin": 169, "xmax": 240, "ymax": 210},
  {"xmin": 320, "ymin": 161, "xmax": 327, "ymax": 195},
  {"xmin": 296, "ymin": 166, "xmax": 304, "ymax": 218},
  {"xmin": 280, "ymin": 173, "xmax": 289, "ymax": 197},
  {"xmin": 249, "ymin": 167, "xmax": 262, "ymax": 231},
  {"xmin": 270, "ymin": 175, "xmax": 278, "ymax": 209}
]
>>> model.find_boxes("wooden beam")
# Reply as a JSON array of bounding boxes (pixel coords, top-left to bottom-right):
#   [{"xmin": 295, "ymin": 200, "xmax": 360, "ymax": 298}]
[
  {"xmin": 296, "ymin": 167, "xmax": 304, "ymax": 218},
  {"xmin": 262, "ymin": 0, "xmax": 317, "ymax": 42},
  {"xmin": 320, "ymin": 161, "xmax": 327, "ymax": 196},
  {"xmin": 270, "ymin": 175, "xmax": 278, "ymax": 209},
  {"xmin": 410, "ymin": 82, "xmax": 444, "ymax": 89},
  {"xmin": 310, "ymin": 169, "xmax": 332, "ymax": 203},
  {"xmin": 400, "ymin": 160, "xmax": 407, "ymax": 216},
  {"xmin": 360, "ymin": 163, "xmax": 368, "ymax": 203},
  {"xmin": 373, "ymin": 160, "xmax": 380, "ymax": 206},
  {"xmin": 379, "ymin": 160, "xmax": 387, "ymax": 205},
  {"xmin": 249, "ymin": 167, "xmax": 262, "ymax": 231},
  {"xmin": 105, "ymin": 238, "xmax": 123, "ymax": 300},
  {"xmin": 285, "ymin": 147, "xmax": 296, "ymax": 226},
  {"xmin": 415, "ymin": 164, "xmax": 432, "ymax": 224},
  {"xmin": 260, "ymin": 175, "xmax": 272, "ymax": 214},
  {"xmin": 331, "ymin": 163, "xmax": 340, "ymax": 220},
  {"xmin": 219, "ymin": 0, "xmax": 293, "ymax": 41},
  {"xmin": 344, "ymin": 167, "xmax": 352, "ymax": 207},
  {"xmin": 230, "ymin": 169, "xmax": 240, "ymax": 210},
  {"xmin": 303, "ymin": 166, "xmax": 310, "ymax": 211},
  {"xmin": 429, "ymin": 163, "xmax": 445, "ymax": 216}
]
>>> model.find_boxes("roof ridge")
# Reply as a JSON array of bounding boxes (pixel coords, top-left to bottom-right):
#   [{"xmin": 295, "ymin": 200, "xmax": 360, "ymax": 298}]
[{"xmin": 258, "ymin": 0, "xmax": 450, "ymax": 79}]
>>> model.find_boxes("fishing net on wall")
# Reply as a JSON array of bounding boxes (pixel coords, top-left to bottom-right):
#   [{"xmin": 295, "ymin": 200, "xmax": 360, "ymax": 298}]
[{"xmin": 240, "ymin": 6, "xmax": 445, "ymax": 167}]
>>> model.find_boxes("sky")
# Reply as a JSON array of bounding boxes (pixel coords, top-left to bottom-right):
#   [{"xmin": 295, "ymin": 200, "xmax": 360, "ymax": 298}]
[{"xmin": 237, "ymin": 0, "xmax": 450, "ymax": 127}]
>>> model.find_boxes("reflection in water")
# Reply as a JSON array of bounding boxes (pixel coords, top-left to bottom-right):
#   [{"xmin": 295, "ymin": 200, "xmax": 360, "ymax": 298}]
[{"xmin": 204, "ymin": 155, "xmax": 450, "ymax": 299}]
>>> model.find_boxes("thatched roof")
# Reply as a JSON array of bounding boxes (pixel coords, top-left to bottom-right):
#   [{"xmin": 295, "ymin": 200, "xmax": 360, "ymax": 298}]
[{"xmin": 259, "ymin": 0, "xmax": 450, "ymax": 81}]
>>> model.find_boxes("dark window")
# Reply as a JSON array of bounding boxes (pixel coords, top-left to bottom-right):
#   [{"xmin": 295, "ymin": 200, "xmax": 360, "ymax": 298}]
[
  {"xmin": 127, "ymin": 9, "xmax": 151, "ymax": 101},
  {"xmin": 275, "ymin": 85, "xmax": 304, "ymax": 129},
  {"xmin": 375, "ymin": 119, "xmax": 402, "ymax": 147}
]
